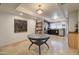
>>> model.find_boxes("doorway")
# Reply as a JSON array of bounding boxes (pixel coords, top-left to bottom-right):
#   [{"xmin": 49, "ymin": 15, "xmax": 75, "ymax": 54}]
[{"xmin": 68, "ymin": 10, "xmax": 78, "ymax": 49}]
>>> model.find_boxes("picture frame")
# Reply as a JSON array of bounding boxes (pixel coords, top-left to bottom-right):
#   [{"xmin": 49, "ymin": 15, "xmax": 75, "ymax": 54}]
[{"xmin": 14, "ymin": 19, "xmax": 27, "ymax": 33}]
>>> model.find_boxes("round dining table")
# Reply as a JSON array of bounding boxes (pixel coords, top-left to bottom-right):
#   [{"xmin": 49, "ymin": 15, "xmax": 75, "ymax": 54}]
[{"xmin": 27, "ymin": 34, "xmax": 50, "ymax": 55}]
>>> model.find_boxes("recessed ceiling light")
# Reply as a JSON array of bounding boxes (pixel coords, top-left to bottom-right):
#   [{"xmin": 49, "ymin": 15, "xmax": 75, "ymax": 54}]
[{"xmin": 20, "ymin": 13, "xmax": 23, "ymax": 16}]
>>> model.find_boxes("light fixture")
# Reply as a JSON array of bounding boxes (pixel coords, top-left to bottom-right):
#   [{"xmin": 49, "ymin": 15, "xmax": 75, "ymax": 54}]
[
  {"xmin": 53, "ymin": 13, "xmax": 58, "ymax": 19},
  {"xmin": 53, "ymin": 15, "xmax": 58, "ymax": 19},
  {"xmin": 36, "ymin": 5, "xmax": 43, "ymax": 14}
]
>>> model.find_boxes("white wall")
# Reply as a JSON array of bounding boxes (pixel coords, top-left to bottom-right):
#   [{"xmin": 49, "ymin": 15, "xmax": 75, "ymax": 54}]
[
  {"xmin": 0, "ymin": 12, "xmax": 36, "ymax": 47},
  {"xmin": 69, "ymin": 11, "xmax": 78, "ymax": 32}
]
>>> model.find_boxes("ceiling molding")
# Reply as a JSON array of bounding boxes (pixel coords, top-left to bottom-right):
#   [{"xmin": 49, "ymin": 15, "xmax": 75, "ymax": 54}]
[
  {"xmin": 57, "ymin": 3, "xmax": 68, "ymax": 19},
  {"xmin": 16, "ymin": 5, "xmax": 48, "ymax": 20},
  {"xmin": 0, "ymin": 3, "xmax": 68, "ymax": 22}
]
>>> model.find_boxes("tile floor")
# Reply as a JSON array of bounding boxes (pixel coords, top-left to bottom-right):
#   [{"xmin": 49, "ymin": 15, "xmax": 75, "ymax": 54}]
[{"xmin": 0, "ymin": 35, "xmax": 78, "ymax": 55}]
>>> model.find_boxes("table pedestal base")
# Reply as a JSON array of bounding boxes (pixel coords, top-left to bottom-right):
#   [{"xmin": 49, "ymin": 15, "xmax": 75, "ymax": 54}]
[{"xmin": 28, "ymin": 43, "xmax": 49, "ymax": 55}]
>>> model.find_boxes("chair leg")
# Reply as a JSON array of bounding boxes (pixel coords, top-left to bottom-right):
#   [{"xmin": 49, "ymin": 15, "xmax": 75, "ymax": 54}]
[
  {"xmin": 28, "ymin": 43, "xmax": 33, "ymax": 50},
  {"xmin": 39, "ymin": 45, "xmax": 41, "ymax": 55},
  {"xmin": 45, "ymin": 43, "xmax": 49, "ymax": 49}
]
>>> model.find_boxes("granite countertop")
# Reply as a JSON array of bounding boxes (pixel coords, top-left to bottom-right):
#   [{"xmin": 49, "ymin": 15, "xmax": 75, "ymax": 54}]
[{"xmin": 27, "ymin": 34, "xmax": 49, "ymax": 39}]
